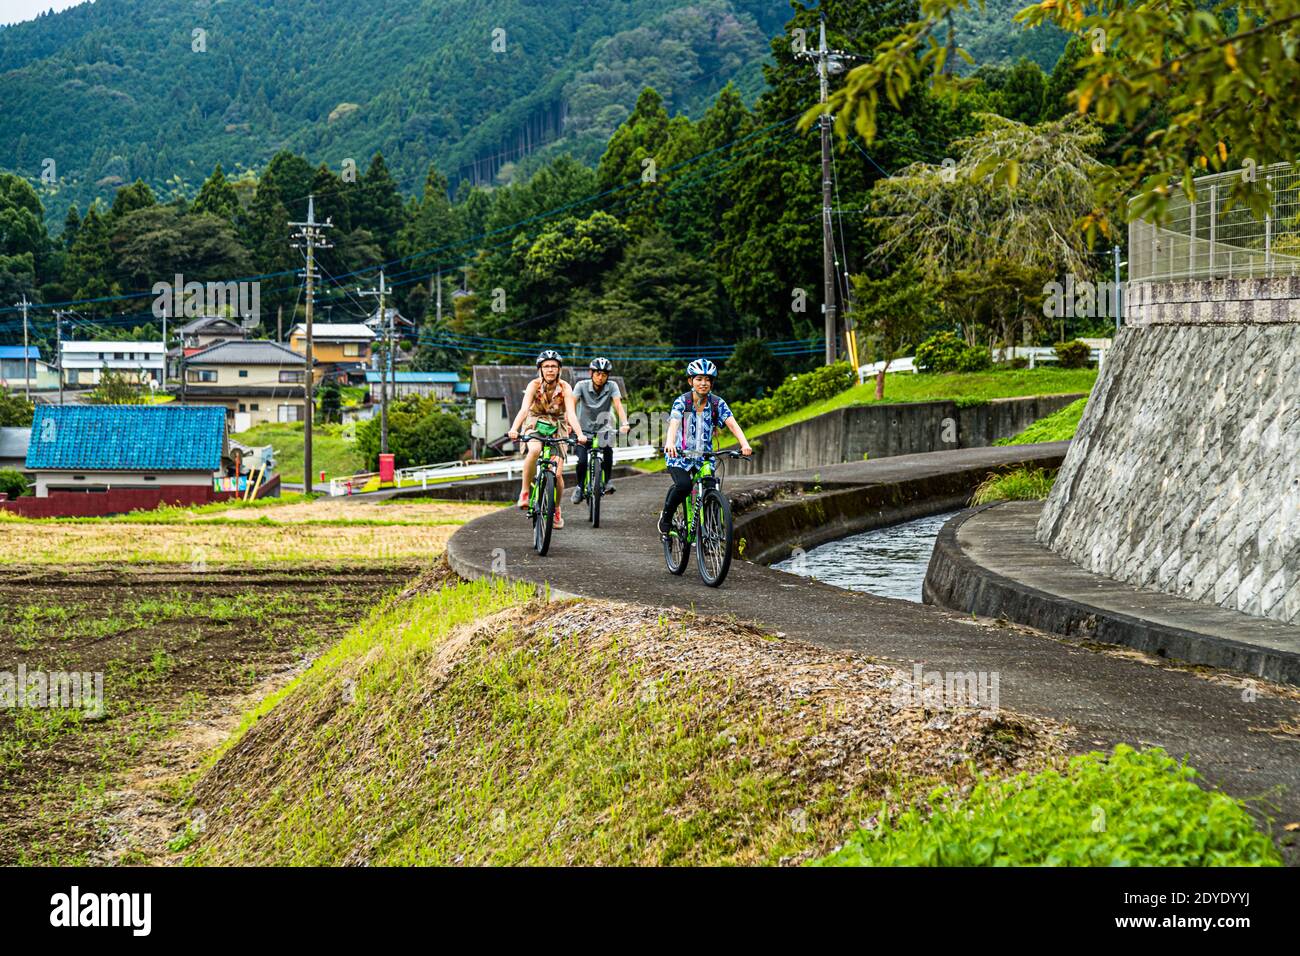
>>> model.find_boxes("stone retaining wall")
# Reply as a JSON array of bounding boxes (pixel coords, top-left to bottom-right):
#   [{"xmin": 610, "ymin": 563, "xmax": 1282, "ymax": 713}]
[{"xmin": 1038, "ymin": 316, "xmax": 1299, "ymax": 624}]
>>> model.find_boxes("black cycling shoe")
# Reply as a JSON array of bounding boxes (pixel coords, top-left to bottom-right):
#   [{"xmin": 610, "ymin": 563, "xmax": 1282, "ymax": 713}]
[
  {"xmin": 604, "ymin": 482, "xmax": 616, "ymax": 494},
  {"xmin": 571, "ymin": 487, "xmax": 583, "ymax": 504},
  {"xmin": 657, "ymin": 511, "xmax": 672, "ymax": 536}
]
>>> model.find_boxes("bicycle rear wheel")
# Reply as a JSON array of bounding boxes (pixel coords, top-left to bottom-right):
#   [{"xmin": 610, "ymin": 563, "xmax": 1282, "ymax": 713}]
[
  {"xmin": 662, "ymin": 500, "xmax": 690, "ymax": 575},
  {"xmin": 696, "ymin": 487, "xmax": 733, "ymax": 587},
  {"xmin": 533, "ymin": 470, "xmax": 556, "ymax": 556}
]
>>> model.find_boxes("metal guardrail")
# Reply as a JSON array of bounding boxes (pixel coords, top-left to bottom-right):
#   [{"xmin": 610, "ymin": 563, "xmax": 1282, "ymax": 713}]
[
  {"xmin": 328, "ymin": 443, "xmax": 658, "ymax": 496},
  {"xmin": 1129, "ymin": 164, "xmax": 1300, "ymax": 282}
]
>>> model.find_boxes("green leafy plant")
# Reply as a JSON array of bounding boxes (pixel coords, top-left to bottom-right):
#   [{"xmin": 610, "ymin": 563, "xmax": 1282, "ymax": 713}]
[
  {"xmin": 730, "ymin": 362, "xmax": 856, "ymax": 430},
  {"xmin": 0, "ymin": 468, "xmax": 29, "ymax": 499},
  {"xmin": 1054, "ymin": 339, "xmax": 1092, "ymax": 369},
  {"xmin": 817, "ymin": 746, "xmax": 1282, "ymax": 867},
  {"xmin": 915, "ymin": 331, "xmax": 992, "ymax": 374}
]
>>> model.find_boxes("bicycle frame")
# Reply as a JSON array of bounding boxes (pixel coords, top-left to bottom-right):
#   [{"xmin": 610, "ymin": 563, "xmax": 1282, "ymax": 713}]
[
  {"xmin": 526, "ymin": 434, "xmax": 568, "ymax": 515},
  {"xmin": 583, "ymin": 431, "xmax": 602, "ymax": 495},
  {"xmin": 679, "ymin": 458, "xmax": 719, "ymax": 544}
]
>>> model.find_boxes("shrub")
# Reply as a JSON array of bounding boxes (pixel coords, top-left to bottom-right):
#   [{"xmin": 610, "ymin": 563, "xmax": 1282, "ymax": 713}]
[
  {"xmin": 0, "ymin": 468, "xmax": 29, "ymax": 499},
  {"xmin": 970, "ymin": 466, "xmax": 1057, "ymax": 504},
  {"xmin": 815, "ymin": 745, "xmax": 1282, "ymax": 867},
  {"xmin": 1007, "ymin": 355, "xmax": 1029, "ymax": 369},
  {"xmin": 915, "ymin": 331, "xmax": 991, "ymax": 373},
  {"xmin": 355, "ymin": 396, "xmax": 470, "ymax": 470},
  {"xmin": 1054, "ymin": 339, "xmax": 1092, "ymax": 368},
  {"xmin": 730, "ymin": 361, "xmax": 855, "ymax": 428}
]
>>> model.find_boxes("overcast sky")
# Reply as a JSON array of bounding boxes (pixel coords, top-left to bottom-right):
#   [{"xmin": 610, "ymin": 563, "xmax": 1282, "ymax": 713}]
[{"xmin": 0, "ymin": 0, "xmax": 91, "ymax": 27}]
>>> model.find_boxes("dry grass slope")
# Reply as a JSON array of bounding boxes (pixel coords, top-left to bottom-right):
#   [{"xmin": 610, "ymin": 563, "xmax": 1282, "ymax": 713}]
[{"xmin": 183, "ymin": 576, "xmax": 1065, "ymax": 866}]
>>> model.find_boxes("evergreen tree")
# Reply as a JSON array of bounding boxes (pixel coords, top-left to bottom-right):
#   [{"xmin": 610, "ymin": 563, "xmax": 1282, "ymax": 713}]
[
  {"xmin": 62, "ymin": 204, "xmax": 82, "ymax": 251},
  {"xmin": 193, "ymin": 162, "xmax": 241, "ymax": 221},
  {"xmin": 109, "ymin": 179, "xmax": 156, "ymax": 220}
]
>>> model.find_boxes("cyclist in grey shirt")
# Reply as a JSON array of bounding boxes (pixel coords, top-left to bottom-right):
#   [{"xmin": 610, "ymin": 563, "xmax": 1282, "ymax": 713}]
[{"xmin": 572, "ymin": 357, "xmax": 630, "ymax": 503}]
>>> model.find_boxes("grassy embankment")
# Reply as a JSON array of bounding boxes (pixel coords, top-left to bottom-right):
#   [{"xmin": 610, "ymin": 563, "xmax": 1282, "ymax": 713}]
[
  {"xmin": 231, "ymin": 421, "xmax": 362, "ymax": 481},
  {"xmin": 970, "ymin": 396, "xmax": 1090, "ymax": 504},
  {"xmin": 635, "ymin": 367, "xmax": 1097, "ymax": 472},
  {"xmin": 173, "ymin": 576, "xmax": 1278, "ymax": 867}
]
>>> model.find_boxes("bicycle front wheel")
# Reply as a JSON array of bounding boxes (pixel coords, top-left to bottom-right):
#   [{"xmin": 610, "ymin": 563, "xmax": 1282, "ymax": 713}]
[
  {"xmin": 589, "ymin": 464, "xmax": 602, "ymax": 528},
  {"xmin": 696, "ymin": 488, "xmax": 733, "ymax": 587},
  {"xmin": 534, "ymin": 470, "xmax": 556, "ymax": 556},
  {"xmin": 663, "ymin": 500, "xmax": 690, "ymax": 575}
]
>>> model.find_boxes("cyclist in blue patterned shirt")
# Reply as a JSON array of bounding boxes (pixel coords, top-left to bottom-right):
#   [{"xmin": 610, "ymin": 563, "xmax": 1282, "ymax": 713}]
[{"xmin": 657, "ymin": 358, "xmax": 752, "ymax": 535}]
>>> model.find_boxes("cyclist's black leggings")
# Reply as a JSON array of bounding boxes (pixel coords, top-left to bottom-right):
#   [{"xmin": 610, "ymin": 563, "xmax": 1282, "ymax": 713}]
[
  {"xmin": 662, "ymin": 466, "xmax": 694, "ymax": 517},
  {"xmin": 575, "ymin": 442, "xmax": 613, "ymax": 488}
]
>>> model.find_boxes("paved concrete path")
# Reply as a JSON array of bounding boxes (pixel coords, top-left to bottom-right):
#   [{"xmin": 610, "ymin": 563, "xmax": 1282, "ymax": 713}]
[
  {"xmin": 938, "ymin": 502, "xmax": 1300, "ymax": 684},
  {"xmin": 448, "ymin": 446, "xmax": 1300, "ymax": 859}
]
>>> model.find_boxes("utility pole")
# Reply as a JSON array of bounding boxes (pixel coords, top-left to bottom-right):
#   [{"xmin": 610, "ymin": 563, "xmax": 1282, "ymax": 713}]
[
  {"xmin": 435, "ymin": 267, "xmax": 442, "ymax": 325},
  {"xmin": 359, "ymin": 270, "xmax": 392, "ymax": 454},
  {"xmin": 796, "ymin": 16, "xmax": 860, "ymax": 366},
  {"xmin": 1112, "ymin": 244, "xmax": 1123, "ymax": 333},
  {"xmin": 54, "ymin": 310, "xmax": 65, "ymax": 405},
  {"xmin": 14, "ymin": 296, "xmax": 31, "ymax": 401},
  {"xmin": 290, "ymin": 196, "xmax": 334, "ymax": 493}
]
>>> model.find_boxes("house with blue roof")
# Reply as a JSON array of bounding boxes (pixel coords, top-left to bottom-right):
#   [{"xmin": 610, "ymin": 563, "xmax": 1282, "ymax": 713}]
[
  {"xmin": 363, "ymin": 370, "xmax": 465, "ymax": 402},
  {"xmin": 25, "ymin": 405, "xmax": 228, "ymax": 498},
  {"xmin": 0, "ymin": 345, "xmax": 59, "ymax": 392}
]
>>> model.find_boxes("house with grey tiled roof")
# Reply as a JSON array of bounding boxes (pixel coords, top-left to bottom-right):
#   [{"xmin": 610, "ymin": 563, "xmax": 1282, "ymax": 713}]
[
  {"xmin": 469, "ymin": 365, "xmax": 626, "ymax": 456},
  {"xmin": 176, "ymin": 339, "xmax": 309, "ymax": 430}
]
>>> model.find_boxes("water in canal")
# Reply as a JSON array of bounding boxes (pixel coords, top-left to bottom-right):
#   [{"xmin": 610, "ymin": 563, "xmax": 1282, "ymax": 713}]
[{"xmin": 771, "ymin": 510, "xmax": 962, "ymax": 602}]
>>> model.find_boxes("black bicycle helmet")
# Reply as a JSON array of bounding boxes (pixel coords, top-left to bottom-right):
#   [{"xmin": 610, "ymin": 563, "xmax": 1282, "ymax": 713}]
[
  {"xmin": 536, "ymin": 349, "xmax": 563, "ymax": 367},
  {"xmin": 589, "ymin": 357, "xmax": 613, "ymax": 372}
]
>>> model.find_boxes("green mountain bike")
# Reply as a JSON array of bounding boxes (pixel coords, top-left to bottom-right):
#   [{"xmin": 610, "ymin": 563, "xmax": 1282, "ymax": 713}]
[
  {"xmin": 662, "ymin": 450, "xmax": 748, "ymax": 587},
  {"xmin": 523, "ymin": 432, "xmax": 574, "ymax": 556}
]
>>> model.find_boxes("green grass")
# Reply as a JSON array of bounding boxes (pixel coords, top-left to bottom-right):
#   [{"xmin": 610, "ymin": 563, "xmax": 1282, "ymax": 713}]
[
  {"xmin": 997, "ymin": 397, "xmax": 1088, "ymax": 445},
  {"xmin": 635, "ymin": 367, "xmax": 1096, "ymax": 472},
  {"xmin": 970, "ymin": 466, "xmax": 1057, "ymax": 505},
  {"xmin": 232, "ymin": 421, "xmax": 362, "ymax": 480},
  {"xmin": 815, "ymin": 745, "xmax": 1281, "ymax": 866}
]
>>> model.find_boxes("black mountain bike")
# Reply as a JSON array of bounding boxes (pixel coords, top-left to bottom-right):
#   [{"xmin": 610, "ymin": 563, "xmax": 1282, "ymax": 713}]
[
  {"xmin": 523, "ymin": 433, "xmax": 574, "ymax": 556},
  {"xmin": 662, "ymin": 450, "xmax": 749, "ymax": 587},
  {"xmin": 583, "ymin": 430, "xmax": 608, "ymax": 528}
]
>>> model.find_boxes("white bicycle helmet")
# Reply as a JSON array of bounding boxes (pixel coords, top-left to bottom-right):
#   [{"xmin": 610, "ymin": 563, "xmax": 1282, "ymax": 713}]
[{"xmin": 686, "ymin": 358, "xmax": 717, "ymax": 378}]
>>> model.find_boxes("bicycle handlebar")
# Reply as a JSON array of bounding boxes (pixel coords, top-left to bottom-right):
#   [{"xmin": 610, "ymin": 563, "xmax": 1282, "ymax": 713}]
[
  {"xmin": 698, "ymin": 450, "xmax": 751, "ymax": 461},
  {"xmin": 520, "ymin": 432, "xmax": 579, "ymax": 446}
]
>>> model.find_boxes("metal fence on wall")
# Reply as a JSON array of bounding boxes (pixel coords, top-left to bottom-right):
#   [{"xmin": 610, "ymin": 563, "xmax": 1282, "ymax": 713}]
[{"xmin": 1129, "ymin": 164, "xmax": 1300, "ymax": 282}]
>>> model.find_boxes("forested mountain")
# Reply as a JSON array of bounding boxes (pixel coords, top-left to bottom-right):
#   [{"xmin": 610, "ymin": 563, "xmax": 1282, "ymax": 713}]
[
  {"xmin": 953, "ymin": 0, "xmax": 1070, "ymax": 72},
  {"xmin": 0, "ymin": 0, "xmax": 787, "ymax": 227}
]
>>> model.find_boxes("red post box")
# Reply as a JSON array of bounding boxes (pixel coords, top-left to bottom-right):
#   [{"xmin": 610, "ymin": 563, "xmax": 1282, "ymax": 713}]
[{"xmin": 378, "ymin": 454, "xmax": 396, "ymax": 483}]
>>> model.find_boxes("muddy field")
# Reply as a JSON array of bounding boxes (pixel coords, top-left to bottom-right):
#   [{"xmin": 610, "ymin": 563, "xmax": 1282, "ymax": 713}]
[{"xmin": 0, "ymin": 564, "xmax": 425, "ymax": 864}]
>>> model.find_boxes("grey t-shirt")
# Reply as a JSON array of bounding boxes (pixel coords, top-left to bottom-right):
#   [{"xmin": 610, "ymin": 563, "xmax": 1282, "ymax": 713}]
[{"xmin": 572, "ymin": 378, "xmax": 621, "ymax": 435}]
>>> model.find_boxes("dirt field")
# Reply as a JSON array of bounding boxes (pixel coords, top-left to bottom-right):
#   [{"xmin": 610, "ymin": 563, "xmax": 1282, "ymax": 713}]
[
  {"xmin": 0, "ymin": 499, "xmax": 500, "ymax": 565},
  {"xmin": 0, "ymin": 564, "xmax": 425, "ymax": 864}
]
